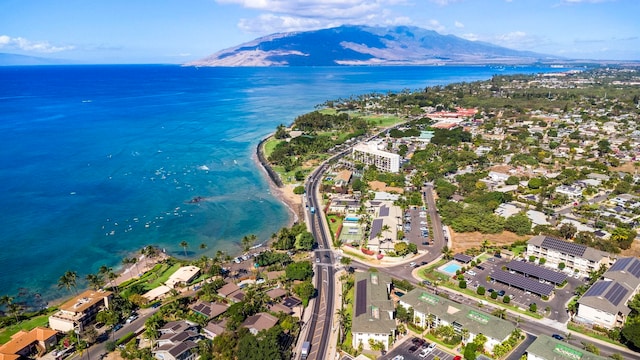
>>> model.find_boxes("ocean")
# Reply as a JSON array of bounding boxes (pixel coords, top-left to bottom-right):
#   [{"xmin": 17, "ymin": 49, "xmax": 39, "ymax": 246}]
[{"xmin": 0, "ymin": 64, "xmax": 564, "ymax": 305}]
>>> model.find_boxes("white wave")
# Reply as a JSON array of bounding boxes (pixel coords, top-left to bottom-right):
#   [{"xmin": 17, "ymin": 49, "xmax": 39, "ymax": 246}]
[{"xmin": 197, "ymin": 165, "xmax": 210, "ymax": 171}]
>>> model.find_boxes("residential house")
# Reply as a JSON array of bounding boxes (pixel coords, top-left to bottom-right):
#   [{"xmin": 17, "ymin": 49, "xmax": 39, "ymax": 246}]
[
  {"xmin": 241, "ymin": 313, "xmax": 279, "ymax": 335},
  {"xmin": 0, "ymin": 327, "xmax": 58, "ymax": 360},
  {"xmin": 217, "ymin": 282, "xmax": 245, "ymax": 303},
  {"xmin": 203, "ymin": 319, "xmax": 227, "ymax": 340},
  {"xmin": 526, "ymin": 236, "xmax": 612, "ymax": 276},
  {"xmin": 399, "ymin": 289, "xmax": 515, "ymax": 353},
  {"xmin": 351, "ymin": 272, "xmax": 396, "ymax": 351},
  {"xmin": 165, "ymin": 266, "xmax": 200, "ymax": 289},
  {"xmin": 577, "ymin": 257, "xmax": 640, "ymax": 329},
  {"xmin": 48, "ymin": 289, "xmax": 113, "ymax": 332},
  {"xmin": 154, "ymin": 320, "xmax": 200, "ymax": 360},
  {"xmin": 189, "ymin": 300, "xmax": 229, "ymax": 320}
]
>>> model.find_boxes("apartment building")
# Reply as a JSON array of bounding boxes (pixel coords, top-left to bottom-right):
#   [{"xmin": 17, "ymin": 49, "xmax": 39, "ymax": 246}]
[
  {"xmin": 351, "ymin": 272, "xmax": 396, "ymax": 351},
  {"xmin": 526, "ymin": 236, "xmax": 612, "ymax": 276},
  {"xmin": 48, "ymin": 289, "xmax": 113, "ymax": 332},
  {"xmin": 352, "ymin": 141, "xmax": 400, "ymax": 173}
]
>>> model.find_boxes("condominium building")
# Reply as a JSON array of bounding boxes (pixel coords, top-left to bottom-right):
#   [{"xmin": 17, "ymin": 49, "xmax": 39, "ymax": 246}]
[
  {"xmin": 526, "ymin": 334, "xmax": 607, "ymax": 360},
  {"xmin": 352, "ymin": 141, "xmax": 400, "ymax": 173},
  {"xmin": 351, "ymin": 272, "xmax": 396, "ymax": 351},
  {"xmin": 48, "ymin": 289, "xmax": 113, "ymax": 332},
  {"xmin": 525, "ymin": 235, "xmax": 612, "ymax": 276},
  {"xmin": 577, "ymin": 257, "xmax": 640, "ymax": 329},
  {"xmin": 399, "ymin": 289, "xmax": 515, "ymax": 353}
]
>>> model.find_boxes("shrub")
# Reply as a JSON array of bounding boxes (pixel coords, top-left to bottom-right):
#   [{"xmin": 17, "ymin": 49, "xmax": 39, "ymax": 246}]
[
  {"xmin": 115, "ymin": 332, "xmax": 135, "ymax": 346},
  {"xmin": 491, "ymin": 292, "xmax": 498, "ymax": 300},
  {"xmin": 459, "ymin": 280, "xmax": 467, "ymax": 289},
  {"xmin": 539, "ymin": 258, "xmax": 546, "ymax": 265},
  {"xmin": 503, "ymin": 295, "xmax": 511, "ymax": 304},
  {"xmin": 558, "ymin": 262, "xmax": 566, "ymax": 270},
  {"xmin": 529, "ymin": 303, "xmax": 537, "ymax": 312},
  {"xmin": 477, "ymin": 286, "xmax": 485, "ymax": 295}
]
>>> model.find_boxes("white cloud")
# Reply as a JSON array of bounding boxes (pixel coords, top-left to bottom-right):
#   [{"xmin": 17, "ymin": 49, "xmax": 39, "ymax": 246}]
[
  {"xmin": 217, "ymin": 0, "xmax": 415, "ymax": 34},
  {"xmin": 454, "ymin": 21, "xmax": 464, "ymax": 28},
  {"xmin": 425, "ymin": 19, "xmax": 445, "ymax": 32},
  {"xmin": 0, "ymin": 35, "xmax": 74, "ymax": 53},
  {"xmin": 428, "ymin": 0, "xmax": 461, "ymax": 5},
  {"xmin": 461, "ymin": 33, "xmax": 479, "ymax": 41}
]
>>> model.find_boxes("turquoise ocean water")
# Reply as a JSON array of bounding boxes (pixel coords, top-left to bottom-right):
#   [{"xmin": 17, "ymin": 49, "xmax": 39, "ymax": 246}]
[{"xmin": 0, "ymin": 65, "xmax": 563, "ymax": 305}]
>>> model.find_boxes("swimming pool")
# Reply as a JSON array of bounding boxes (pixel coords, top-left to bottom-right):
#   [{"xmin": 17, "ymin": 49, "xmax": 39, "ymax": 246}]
[
  {"xmin": 441, "ymin": 262, "xmax": 462, "ymax": 274},
  {"xmin": 345, "ymin": 216, "xmax": 360, "ymax": 222}
]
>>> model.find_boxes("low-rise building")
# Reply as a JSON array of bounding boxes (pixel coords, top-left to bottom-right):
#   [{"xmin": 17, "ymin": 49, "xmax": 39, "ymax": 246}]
[
  {"xmin": 399, "ymin": 289, "xmax": 515, "ymax": 353},
  {"xmin": 48, "ymin": 289, "xmax": 112, "ymax": 332},
  {"xmin": 526, "ymin": 235, "xmax": 612, "ymax": 276},
  {"xmin": 241, "ymin": 312, "xmax": 279, "ymax": 335},
  {"xmin": 351, "ymin": 272, "xmax": 396, "ymax": 351},
  {"xmin": 165, "ymin": 266, "xmax": 200, "ymax": 288},
  {"xmin": 154, "ymin": 320, "xmax": 200, "ymax": 360},
  {"xmin": 577, "ymin": 257, "xmax": 640, "ymax": 329},
  {"xmin": 526, "ymin": 334, "xmax": 606, "ymax": 360},
  {"xmin": 0, "ymin": 327, "xmax": 58, "ymax": 360}
]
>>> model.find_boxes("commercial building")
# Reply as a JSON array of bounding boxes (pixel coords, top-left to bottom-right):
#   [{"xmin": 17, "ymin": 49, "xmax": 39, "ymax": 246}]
[
  {"xmin": 525, "ymin": 235, "xmax": 612, "ymax": 276},
  {"xmin": 399, "ymin": 289, "xmax": 515, "ymax": 353},
  {"xmin": 48, "ymin": 289, "xmax": 113, "ymax": 332},
  {"xmin": 351, "ymin": 272, "xmax": 396, "ymax": 351},
  {"xmin": 577, "ymin": 257, "xmax": 640, "ymax": 329},
  {"xmin": 352, "ymin": 141, "xmax": 400, "ymax": 173}
]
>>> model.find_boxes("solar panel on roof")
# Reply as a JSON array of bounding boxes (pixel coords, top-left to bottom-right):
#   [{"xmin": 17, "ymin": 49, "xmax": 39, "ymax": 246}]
[
  {"xmin": 355, "ymin": 279, "xmax": 367, "ymax": 317},
  {"xmin": 369, "ymin": 219, "xmax": 383, "ymax": 240},
  {"xmin": 609, "ymin": 257, "xmax": 633, "ymax": 272},
  {"xmin": 379, "ymin": 206, "xmax": 390, "ymax": 217},
  {"xmin": 541, "ymin": 237, "xmax": 586, "ymax": 257},
  {"xmin": 604, "ymin": 282, "xmax": 629, "ymax": 306},
  {"xmin": 505, "ymin": 260, "xmax": 568, "ymax": 284},
  {"xmin": 490, "ymin": 271, "xmax": 554, "ymax": 296},
  {"xmin": 628, "ymin": 259, "xmax": 640, "ymax": 278},
  {"xmin": 583, "ymin": 281, "xmax": 610, "ymax": 298}
]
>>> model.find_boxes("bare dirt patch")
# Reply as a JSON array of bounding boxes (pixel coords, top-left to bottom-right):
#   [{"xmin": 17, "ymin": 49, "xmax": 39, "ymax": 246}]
[
  {"xmin": 620, "ymin": 239, "xmax": 640, "ymax": 258},
  {"xmin": 610, "ymin": 162, "xmax": 639, "ymax": 174},
  {"xmin": 450, "ymin": 229, "xmax": 529, "ymax": 253}
]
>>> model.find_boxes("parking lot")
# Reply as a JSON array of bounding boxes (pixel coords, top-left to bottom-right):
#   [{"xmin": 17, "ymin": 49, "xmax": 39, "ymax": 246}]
[
  {"xmin": 404, "ymin": 208, "xmax": 432, "ymax": 251},
  {"xmin": 458, "ymin": 255, "xmax": 580, "ymax": 322},
  {"xmin": 380, "ymin": 337, "xmax": 458, "ymax": 360}
]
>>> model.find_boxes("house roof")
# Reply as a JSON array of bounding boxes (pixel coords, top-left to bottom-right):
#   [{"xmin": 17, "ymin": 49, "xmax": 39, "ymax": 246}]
[
  {"xmin": 400, "ymin": 289, "xmax": 514, "ymax": 342},
  {"xmin": 578, "ymin": 257, "xmax": 640, "ymax": 316},
  {"xmin": 165, "ymin": 266, "xmax": 200, "ymax": 288},
  {"xmin": 526, "ymin": 335, "xmax": 607, "ymax": 360},
  {"xmin": 217, "ymin": 282, "xmax": 241, "ymax": 297},
  {"xmin": 204, "ymin": 320, "xmax": 227, "ymax": 337},
  {"xmin": 266, "ymin": 288, "xmax": 287, "ymax": 300},
  {"xmin": 0, "ymin": 327, "xmax": 57, "ymax": 355},
  {"xmin": 167, "ymin": 340, "xmax": 198, "ymax": 358},
  {"xmin": 189, "ymin": 300, "xmax": 229, "ymax": 319},
  {"xmin": 351, "ymin": 272, "xmax": 396, "ymax": 336},
  {"xmin": 265, "ymin": 271, "xmax": 285, "ymax": 281},
  {"xmin": 241, "ymin": 313, "xmax": 279, "ymax": 333},
  {"xmin": 528, "ymin": 235, "xmax": 609, "ymax": 262}
]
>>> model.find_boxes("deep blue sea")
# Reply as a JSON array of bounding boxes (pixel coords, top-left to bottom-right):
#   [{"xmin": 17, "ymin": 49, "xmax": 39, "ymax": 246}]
[{"xmin": 0, "ymin": 64, "xmax": 564, "ymax": 305}]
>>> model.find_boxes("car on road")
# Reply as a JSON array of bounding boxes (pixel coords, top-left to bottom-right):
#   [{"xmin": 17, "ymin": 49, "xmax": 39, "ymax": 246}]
[
  {"xmin": 409, "ymin": 262, "xmax": 417, "ymax": 267},
  {"xmin": 126, "ymin": 314, "xmax": 138, "ymax": 323},
  {"xmin": 422, "ymin": 280, "xmax": 432, "ymax": 286},
  {"xmin": 552, "ymin": 334, "xmax": 565, "ymax": 341},
  {"xmin": 392, "ymin": 356, "xmax": 404, "ymax": 360},
  {"xmin": 113, "ymin": 324, "xmax": 123, "ymax": 332},
  {"xmin": 424, "ymin": 343, "xmax": 436, "ymax": 353}
]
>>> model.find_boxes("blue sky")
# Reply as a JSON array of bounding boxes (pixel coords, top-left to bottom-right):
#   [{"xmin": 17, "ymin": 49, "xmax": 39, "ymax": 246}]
[{"xmin": 0, "ymin": 0, "xmax": 637, "ymax": 63}]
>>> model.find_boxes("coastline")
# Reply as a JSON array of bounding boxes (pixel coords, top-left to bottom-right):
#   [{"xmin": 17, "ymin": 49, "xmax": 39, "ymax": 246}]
[{"xmin": 253, "ymin": 134, "xmax": 303, "ymax": 227}]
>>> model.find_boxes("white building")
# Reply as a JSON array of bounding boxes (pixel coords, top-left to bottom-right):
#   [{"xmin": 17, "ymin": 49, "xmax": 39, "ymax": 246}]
[
  {"xmin": 399, "ymin": 289, "xmax": 515, "ymax": 353},
  {"xmin": 577, "ymin": 257, "xmax": 640, "ymax": 329},
  {"xmin": 526, "ymin": 334, "xmax": 607, "ymax": 360},
  {"xmin": 352, "ymin": 141, "xmax": 400, "ymax": 173},
  {"xmin": 48, "ymin": 290, "xmax": 113, "ymax": 332},
  {"xmin": 351, "ymin": 272, "xmax": 396, "ymax": 351},
  {"xmin": 526, "ymin": 236, "xmax": 612, "ymax": 276}
]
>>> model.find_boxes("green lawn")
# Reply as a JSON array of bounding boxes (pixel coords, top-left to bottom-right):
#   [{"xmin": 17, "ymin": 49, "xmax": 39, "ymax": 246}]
[
  {"xmin": 364, "ymin": 115, "xmax": 403, "ymax": 128},
  {"xmin": 418, "ymin": 259, "xmax": 450, "ymax": 283},
  {"xmin": 0, "ymin": 314, "xmax": 51, "ymax": 344},
  {"xmin": 510, "ymin": 245, "xmax": 527, "ymax": 257},
  {"xmin": 263, "ymin": 137, "xmax": 282, "ymax": 158},
  {"xmin": 144, "ymin": 263, "xmax": 182, "ymax": 290},
  {"xmin": 567, "ymin": 323, "xmax": 622, "ymax": 347},
  {"xmin": 327, "ymin": 214, "xmax": 343, "ymax": 238}
]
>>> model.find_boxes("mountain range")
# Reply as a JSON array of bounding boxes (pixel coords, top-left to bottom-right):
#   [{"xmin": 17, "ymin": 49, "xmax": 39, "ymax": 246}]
[{"xmin": 188, "ymin": 25, "xmax": 559, "ymax": 67}]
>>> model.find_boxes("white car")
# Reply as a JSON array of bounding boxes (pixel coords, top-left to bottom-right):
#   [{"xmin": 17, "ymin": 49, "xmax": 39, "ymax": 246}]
[
  {"xmin": 425, "ymin": 342, "xmax": 436, "ymax": 353},
  {"xmin": 418, "ymin": 349, "xmax": 430, "ymax": 358},
  {"xmin": 409, "ymin": 262, "xmax": 416, "ymax": 267},
  {"xmin": 392, "ymin": 356, "xmax": 404, "ymax": 360}
]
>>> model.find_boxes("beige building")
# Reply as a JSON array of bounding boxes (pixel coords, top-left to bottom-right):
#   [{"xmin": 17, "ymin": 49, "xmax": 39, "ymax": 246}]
[
  {"xmin": 525, "ymin": 235, "xmax": 612, "ymax": 276},
  {"xmin": 0, "ymin": 327, "xmax": 58, "ymax": 360},
  {"xmin": 48, "ymin": 289, "xmax": 113, "ymax": 332}
]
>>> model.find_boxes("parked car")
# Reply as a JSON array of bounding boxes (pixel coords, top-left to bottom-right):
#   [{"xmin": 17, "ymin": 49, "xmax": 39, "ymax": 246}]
[
  {"xmin": 475, "ymin": 265, "xmax": 485, "ymax": 270},
  {"xmin": 497, "ymin": 290, "xmax": 506, "ymax": 296},
  {"xmin": 422, "ymin": 280, "xmax": 432, "ymax": 286},
  {"xmin": 425, "ymin": 343, "xmax": 436, "ymax": 353}
]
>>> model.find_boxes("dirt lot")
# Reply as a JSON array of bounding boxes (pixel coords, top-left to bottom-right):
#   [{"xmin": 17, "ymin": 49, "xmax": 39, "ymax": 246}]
[
  {"xmin": 620, "ymin": 238, "xmax": 640, "ymax": 257},
  {"xmin": 449, "ymin": 228, "xmax": 529, "ymax": 253}
]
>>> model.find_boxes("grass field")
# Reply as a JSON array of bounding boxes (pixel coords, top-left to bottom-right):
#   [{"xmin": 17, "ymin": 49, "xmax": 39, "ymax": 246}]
[
  {"xmin": 263, "ymin": 137, "xmax": 282, "ymax": 158},
  {"xmin": 365, "ymin": 115, "xmax": 402, "ymax": 128}
]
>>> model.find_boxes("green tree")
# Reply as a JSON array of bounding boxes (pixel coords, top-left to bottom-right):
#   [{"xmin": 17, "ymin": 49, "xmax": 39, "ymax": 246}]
[
  {"xmin": 295, "ymin": 231, "xmax": 315, "ymax": 250},
  {"xmin": 504, "ymin": 213, "xmax": 532, "ymax": 235},
  {"xmin": 464, "ymin": 342, "xmax": 477, "ymax": 360},
  {"xmin": 441, "ymin": 246, "xmax": 453, "ymax": 260},
  {"xmin": 621, "ymin": 322, "xmax": 640, "ymax": 348},
  {"xmin": 476, "ymin": 286, "xmax": 485, "ymax": 295},
  {"xmin": 286, "ymin": 261, "xmax": 313, "ymax": 281},
  {"xmin": 86, "ymin": 273, "xmax": 104, "ymax": 290},
  {"xmin": 179, "ymin": 240, "xmax": 189, "ymax": 257},
  {"xmin": 57, "ymin": 270, "xmax": 78, "ymax": 295},
  {"xmin": 293, "ymin": 281, "xmax": 315, "ymax": 306},
  {"xmin": 293, "ymin": 185, "xmax": 305, "ymax": 195}
]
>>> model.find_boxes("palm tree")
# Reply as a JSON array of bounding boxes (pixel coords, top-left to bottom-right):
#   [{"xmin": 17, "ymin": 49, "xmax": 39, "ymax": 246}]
[
  {"xmin": 86, "ymin": 273, "xmax": 104, "ymax": 290},
  {"xmin": 0, "ymin": 295, "xmax": 14, "ymax": 308},
  {"xmin": 108, "ymin": 271, "xmax": 119, "ymax": 294},
  {"xmin": 180, "ymin": 241, "xmax": 189, "ymax": 257},
  {"xmin": 481, "ymin": 239, "xmax": 491, "ymax": 252},
  {"xmin": 58, "ymin": 271, "xmax": 78, "ymax": 294},
  {"xmin": 199, "ymin": 243, "xmax": 207, "ymax": 251},
  {"xmin": 492, "ymin": 308, "xmax": 507, "ymax": 319},
  {"xmin": 461, "ymin": 329, "xmax": 470, "ymax": 344},
  {"xmin": 441, "ymin": 246, "xmax": 453, "ymax": 260},
  {"xmin": 336, "ymin": 307, "xmax": 349, "ymax": 342},
  {"xmin": 7, "ymin": 302, "xmax": 23, "ymax": 323}
]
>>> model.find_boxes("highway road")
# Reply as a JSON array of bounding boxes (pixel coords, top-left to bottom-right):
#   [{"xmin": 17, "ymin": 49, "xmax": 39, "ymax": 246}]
[{"xmin": 303, "ymin": 161, "xmax": 336, "ymax": 360}]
